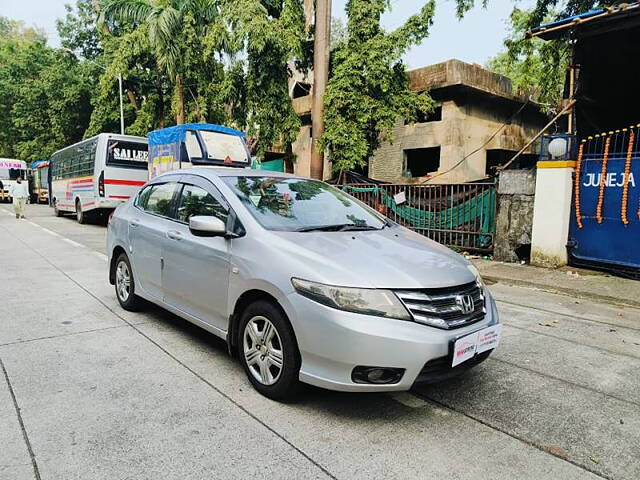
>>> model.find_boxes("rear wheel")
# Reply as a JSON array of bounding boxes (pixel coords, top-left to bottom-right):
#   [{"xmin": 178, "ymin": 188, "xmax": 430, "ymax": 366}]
[
  {"xmin": 114, "ymin": 253, "xmax": 143, "ymax": 311},
  {"xmin": 76, "ymin": 200, "xmax": 87, "ymax": 224},
  {"xmin": 238, "ymin": 300, "xmax": 300, "ymax": 400}
]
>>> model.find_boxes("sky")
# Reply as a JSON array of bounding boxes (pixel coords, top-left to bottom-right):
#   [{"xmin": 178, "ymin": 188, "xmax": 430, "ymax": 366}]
[{"xmin": 0, "ymin": 0, "xmax": 534, "ymax": 68}]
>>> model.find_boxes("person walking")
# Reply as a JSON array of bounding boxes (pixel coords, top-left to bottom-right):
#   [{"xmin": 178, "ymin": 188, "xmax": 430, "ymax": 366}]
[{"xmin": 9, "ymin": 176, "xmax": 29, "ymax": 219}]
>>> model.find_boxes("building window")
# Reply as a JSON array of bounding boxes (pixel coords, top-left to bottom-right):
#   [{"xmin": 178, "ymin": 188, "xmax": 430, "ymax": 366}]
[
  {"xmin": 406, "ymin": 105, "xmax": 442, "ymax": 125},
  {"xmin": 404, "ymin": 147, "xmax": 441, "ymax": 178},
  {"xmin": 292, "ymin": 82, "xmax": 311, "ymax": 99}
]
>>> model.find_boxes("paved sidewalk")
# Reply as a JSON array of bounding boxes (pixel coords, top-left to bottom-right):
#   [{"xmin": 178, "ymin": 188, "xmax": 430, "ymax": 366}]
[{"xmin": 473, "ymin": 259, "xmax": 640, "ymax": 309}]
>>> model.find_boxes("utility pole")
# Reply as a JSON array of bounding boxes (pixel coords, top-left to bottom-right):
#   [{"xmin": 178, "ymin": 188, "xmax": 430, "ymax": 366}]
[
  {"xmin": 310, "ymin": 0, "xmax": 332, "ymax": 180},
  {"xmin": 118, "ymin": 73, "xmax": 125, "ymax": 135}
]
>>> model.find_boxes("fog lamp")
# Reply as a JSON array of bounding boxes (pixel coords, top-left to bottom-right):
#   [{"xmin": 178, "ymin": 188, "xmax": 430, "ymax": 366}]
[{"xmin": 351, "ymin": 366, "xmax": 405, "ymax": 385}]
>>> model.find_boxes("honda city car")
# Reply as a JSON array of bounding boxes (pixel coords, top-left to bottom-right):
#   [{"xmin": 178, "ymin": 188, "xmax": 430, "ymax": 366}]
[{"xmin": 107, "ymin": 168, "xmax": 501, "ymax": 399}]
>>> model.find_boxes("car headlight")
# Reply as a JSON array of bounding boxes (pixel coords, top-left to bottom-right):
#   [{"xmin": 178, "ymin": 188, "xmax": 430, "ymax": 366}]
[
  {"xmin": 467, "ymin": 263, "xmax": 484, "ymax": 287},
  {"xmin": 291, "ymin": 278, "xmax": 411, "ymax": 320}
]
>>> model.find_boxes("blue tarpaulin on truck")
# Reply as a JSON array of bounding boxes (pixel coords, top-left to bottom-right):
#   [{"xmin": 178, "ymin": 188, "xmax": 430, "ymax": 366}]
[{"xmin": 148, "ymin": 123, "xmax": 245, "ymax": 146}]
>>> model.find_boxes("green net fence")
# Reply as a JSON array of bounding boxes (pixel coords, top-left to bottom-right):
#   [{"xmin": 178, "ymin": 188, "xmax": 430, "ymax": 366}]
[{"xmin": 341, "ymin": 184, "xmax": 496, "ymax": 248}]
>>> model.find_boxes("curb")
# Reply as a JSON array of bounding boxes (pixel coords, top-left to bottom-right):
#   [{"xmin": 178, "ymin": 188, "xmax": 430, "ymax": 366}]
[{"xmin": 483, "ymin": 275, "xmax": 640, "ymax": 310}]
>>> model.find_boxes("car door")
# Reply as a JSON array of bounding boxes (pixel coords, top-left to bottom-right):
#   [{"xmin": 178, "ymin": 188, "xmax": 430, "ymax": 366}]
[
  {"xmin": 128, "ymin": 181, "xmax": 180, "ymax": 300},
  {"xmin": 162, "ymin": 176, "xmax": 232, "ymax": 332}
]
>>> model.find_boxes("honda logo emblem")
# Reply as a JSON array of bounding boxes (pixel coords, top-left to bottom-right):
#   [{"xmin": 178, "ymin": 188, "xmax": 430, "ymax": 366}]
[{"xmin": 455, "ymin": 294, "xmax": 474, "ymax": 314}]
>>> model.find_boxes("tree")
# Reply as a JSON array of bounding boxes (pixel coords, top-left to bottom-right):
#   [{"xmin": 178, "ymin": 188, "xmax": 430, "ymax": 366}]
[
  {"xmin": 223, "ymin": 0, "xmax": 307, "ymax": 156},
  {"xmin": 0, "ymin": 17, "xmax": 93, "ymax": 160},
  {"xmin": 320, "ymin": 0, "xmax": 437, "ymax": 172},
  {"xmin": 57, "ymin": 0, "xmax": 103, "ymax": 60},
  {"xmin": 486, "ymin": 8, "xmax": 569, "ymax": 113},
  {"xmin": 99, "ymin": 0, "xmax": 223, "ymax": 125}
]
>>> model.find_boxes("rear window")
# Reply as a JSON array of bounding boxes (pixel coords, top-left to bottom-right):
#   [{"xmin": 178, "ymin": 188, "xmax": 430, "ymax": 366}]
[{"xmin": 106, "ymin": 140, "xmax": 148, "ymax": 169}]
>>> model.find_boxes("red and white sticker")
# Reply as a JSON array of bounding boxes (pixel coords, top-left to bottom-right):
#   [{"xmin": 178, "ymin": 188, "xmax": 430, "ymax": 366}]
[{"xmin": 452, "ymin": 324, "xmax": 502, "ymax": 367}]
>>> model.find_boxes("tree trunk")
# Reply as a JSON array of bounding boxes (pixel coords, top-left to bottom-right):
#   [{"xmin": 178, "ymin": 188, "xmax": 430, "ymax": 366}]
[
  {"xmin": 127, "ymin": 90, "xmax": 138, "ymax": 110},
  {"xmin": 175, "ymin": 73, "xmax": 185, "ymax": 125}
]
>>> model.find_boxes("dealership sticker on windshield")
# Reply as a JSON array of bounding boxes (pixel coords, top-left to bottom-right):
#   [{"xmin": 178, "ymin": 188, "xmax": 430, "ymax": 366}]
[{"xmin": 452, "ymin": 324, "xmax": 502, "ymax": 367}]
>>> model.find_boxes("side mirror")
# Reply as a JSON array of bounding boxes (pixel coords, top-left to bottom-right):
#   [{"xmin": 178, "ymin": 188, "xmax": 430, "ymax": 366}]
[{"xmin": 189, "ymin": 215, "xmax": 227, "ymax": 237}]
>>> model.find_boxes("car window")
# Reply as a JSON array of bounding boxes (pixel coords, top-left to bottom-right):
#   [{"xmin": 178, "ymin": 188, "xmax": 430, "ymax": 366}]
[
  {"xmin": 175, "ymin": 184, "xmax": 228, "ymax": 224},
  {"xmin": 136, "ymin": 185, "xmax": 154, "ymax": 209},
  {"xmin": 144, "ymin": 182, "xmax": 177, "ymax": 217}
]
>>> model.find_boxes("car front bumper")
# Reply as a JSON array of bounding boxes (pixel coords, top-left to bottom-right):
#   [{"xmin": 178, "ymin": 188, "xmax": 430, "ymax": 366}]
[{"xmin": 286, "ymin": 289, "xmax": 500, "ymax": 392}]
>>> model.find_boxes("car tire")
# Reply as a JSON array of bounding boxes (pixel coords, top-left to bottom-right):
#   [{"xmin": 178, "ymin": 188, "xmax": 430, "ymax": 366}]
[
  {"xmin": 114, "ymin": 253, "xmax": 143, "ymax": 311},
  {"xmin": 238, "ymin": 300, "xmax": 301, "ymax": 400}
]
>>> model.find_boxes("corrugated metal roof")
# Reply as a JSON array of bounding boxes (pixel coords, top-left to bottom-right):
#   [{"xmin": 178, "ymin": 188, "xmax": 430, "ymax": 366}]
[{"xmin": 528, "ymin": 3, "xmax": 640, "ymax": 40}]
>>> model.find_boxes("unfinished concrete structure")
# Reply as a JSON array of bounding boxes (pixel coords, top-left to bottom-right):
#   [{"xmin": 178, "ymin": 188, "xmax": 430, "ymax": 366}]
[{"xmin": 367, "ymin": 60, "xmax": 548, "ymax": 183}]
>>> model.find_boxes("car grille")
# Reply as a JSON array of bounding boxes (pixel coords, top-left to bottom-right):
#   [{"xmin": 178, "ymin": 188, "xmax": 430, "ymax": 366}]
[{"xmin": 395, "ymin": 281, "xmax": 485, "ymax": 329}]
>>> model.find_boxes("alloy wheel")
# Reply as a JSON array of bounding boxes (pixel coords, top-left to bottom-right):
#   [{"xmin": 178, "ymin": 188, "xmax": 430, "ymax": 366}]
[
  {"xmin": 115, "ymin": 261, "xmax": 131, "ymax": 302},
  {"xmin": 243, "ymin": 316, "xmax": 284, "ymax": 386}
]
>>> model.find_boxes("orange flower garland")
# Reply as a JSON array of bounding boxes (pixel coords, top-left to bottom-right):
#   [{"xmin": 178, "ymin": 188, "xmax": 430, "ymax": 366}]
[
  {"xmin": 621, "ymin": 128, "xmax": 634, "ymax": 225},
  {"xmin": 595, "ymin": 134, "xmax": 611, "ymax": 224},
  {"xmin": 574, "ymin": 141, "xmax": 584, "ymax": 228}
]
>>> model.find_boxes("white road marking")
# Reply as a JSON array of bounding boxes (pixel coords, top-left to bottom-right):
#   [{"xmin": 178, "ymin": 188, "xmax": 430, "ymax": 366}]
[
  {"xmin": 40, "ymin": 227, "xmax": 61, "ymax": 237},
  {"xmin": 62, "ymin": 238, "xmax": 84, "ymax": 248}
]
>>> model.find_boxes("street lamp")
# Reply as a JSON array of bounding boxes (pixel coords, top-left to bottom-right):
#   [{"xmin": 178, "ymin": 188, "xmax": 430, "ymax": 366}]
[{"xmin": 61, "ymin": 48, "xmax": 125, "ymax": 135}]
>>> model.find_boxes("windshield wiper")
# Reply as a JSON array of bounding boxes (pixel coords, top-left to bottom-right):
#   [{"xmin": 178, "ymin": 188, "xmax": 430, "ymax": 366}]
[{"xmin": 296, "ymin": 223, "xmax": 378, "ymax": 232}]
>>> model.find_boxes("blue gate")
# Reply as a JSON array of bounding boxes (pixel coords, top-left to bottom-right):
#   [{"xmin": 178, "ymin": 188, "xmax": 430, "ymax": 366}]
[{"xmin": 569, "ymin": 126, "xmax": 640, "ymax": 276}]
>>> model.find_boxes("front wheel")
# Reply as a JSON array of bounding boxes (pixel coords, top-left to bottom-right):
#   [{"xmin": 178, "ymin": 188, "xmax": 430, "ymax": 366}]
[
  {"xmin": 114, "ymin": 254, "xmax": 143, "ymax": 311},
  {"xmin": 239, "ymin": 300, "xmax": 301, "ymax": 400},
  {"xmin": 53, "ymin": 199, "xmax": 63, "ymax": 217}
]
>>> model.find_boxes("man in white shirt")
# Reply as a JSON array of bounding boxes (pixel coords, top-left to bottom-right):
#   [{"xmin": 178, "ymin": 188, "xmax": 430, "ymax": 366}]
[{"xmin": 9, "ymin": 176, "xmax": 29, "ymax": 219}]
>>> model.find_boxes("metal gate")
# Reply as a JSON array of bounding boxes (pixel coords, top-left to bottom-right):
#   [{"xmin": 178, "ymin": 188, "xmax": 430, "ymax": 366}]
[
  {"xmin": 569, "ymin": 126, "xmax": 640, "ymax": 276},
  {"xmin": 342, "ymin": 183, "xmax": 496, "ymax": 253}
]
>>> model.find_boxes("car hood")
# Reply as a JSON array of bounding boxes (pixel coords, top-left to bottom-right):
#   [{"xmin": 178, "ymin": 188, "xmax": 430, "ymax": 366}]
[{"xmin": 270, "ymin": 226, "xmax": 476, "ymax": 289}]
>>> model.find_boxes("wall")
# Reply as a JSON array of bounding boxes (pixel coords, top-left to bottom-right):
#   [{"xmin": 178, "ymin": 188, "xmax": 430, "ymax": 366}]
[{"xmin": 494, "ymin": 169, "xmax": 536, "ymax": 262}]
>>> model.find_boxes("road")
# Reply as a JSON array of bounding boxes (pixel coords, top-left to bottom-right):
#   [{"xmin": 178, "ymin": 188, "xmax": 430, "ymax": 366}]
[{"xmin": 1, "ymin": 204, "xmax": 639, "ymax": 480}]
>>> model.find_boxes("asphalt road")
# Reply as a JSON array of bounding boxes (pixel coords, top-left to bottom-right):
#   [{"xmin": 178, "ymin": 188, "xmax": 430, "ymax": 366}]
[{"xmin": 1, "ymin": 203, "xmax": 639, "ymax": 480}]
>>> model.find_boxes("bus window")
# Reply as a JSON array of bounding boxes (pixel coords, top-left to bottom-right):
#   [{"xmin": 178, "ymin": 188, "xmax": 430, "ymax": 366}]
[{"xmin": 106, "ymin": 140, "xmax": 148, "ymax": 169}]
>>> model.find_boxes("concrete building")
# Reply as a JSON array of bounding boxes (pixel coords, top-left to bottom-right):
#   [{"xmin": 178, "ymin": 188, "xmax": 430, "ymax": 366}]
[
  {"xmin": 290, "ymin": 59, "xmax": 548, "ymax": 183},
  {"xmin": 369, "ymin": 60, "xmax": 548, "ymax": 183}
]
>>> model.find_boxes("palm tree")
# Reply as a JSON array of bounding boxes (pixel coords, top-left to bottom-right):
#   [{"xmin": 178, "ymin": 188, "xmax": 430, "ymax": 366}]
[{"xmin": 99, "ymin": 0, "xmax": 220, "ymax": 124}]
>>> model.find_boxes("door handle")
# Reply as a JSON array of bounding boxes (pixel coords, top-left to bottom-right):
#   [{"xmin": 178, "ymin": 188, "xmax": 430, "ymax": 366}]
[
  {"xmin": 129, "ymin": 219, "xmax": 140, "ymax": 228},
  {"xmin": 167, "ymin": 230, "xmax": 183, "ymax": 241}
]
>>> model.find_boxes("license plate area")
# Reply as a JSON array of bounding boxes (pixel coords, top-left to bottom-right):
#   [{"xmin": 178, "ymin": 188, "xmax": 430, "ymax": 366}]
[{"xmin": 452, "ymin": 324, "xmax": 502, "ymax": 367}]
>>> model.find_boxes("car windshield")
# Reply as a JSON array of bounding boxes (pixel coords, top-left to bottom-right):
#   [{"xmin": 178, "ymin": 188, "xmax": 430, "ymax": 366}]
[{"xmin": 222, "ymin": 176, "xmax": 386, "ymax": 232}]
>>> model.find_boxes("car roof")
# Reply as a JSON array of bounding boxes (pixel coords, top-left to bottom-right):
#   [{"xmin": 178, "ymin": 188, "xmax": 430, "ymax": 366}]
[{"xmin": 161, "ymin": 167, "xmax": 302, "ymax": 181}]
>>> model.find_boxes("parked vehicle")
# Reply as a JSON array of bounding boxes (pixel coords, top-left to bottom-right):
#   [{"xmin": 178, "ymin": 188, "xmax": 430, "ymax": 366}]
[
  {"xmin": 107, "ymin": 167, "xmax": 501, "ymax": 399},
  {"xmin": 148, "ymin": 123, "xmax": 250, "ymax": 179},
  {"xmin": 50, "ymin": 134, "xmax": 148, "ymax": 223},
  {"xmin": 0, "ymin": 159, "xmax": 28, "ymax": 202},
  {"xmin": 31, "ymin": 160, "xmax": 50, "ymax": 204}
]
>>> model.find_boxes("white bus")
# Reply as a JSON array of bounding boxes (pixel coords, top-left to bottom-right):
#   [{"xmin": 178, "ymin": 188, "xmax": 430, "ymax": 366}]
[
  {"xmin": 0, "ymin": 159, "xmax": 28, "ymax": 202},
  {"xmin": 50, "ymin": 133, "xmax": 148, "ymax": 223}
]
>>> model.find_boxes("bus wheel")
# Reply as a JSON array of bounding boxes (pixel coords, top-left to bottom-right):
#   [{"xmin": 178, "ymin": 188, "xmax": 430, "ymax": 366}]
[
  {"xmin": 76, "ymin": 200, "xmax": 87, "ymax": 224},
  {"xmin": 53, "ymin": 200, "xmax": 63, "ymax": 217}
]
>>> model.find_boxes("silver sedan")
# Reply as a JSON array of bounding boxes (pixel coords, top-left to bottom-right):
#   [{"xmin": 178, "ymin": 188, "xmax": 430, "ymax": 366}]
[{"xmin": 107, "ymin": 167, "xmax": 501, "ymax": 400}]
